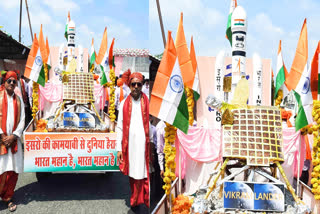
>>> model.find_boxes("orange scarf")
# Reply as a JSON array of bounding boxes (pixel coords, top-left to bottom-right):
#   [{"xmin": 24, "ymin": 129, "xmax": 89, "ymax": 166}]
[{"xmin": 0, "ymin": 87, "xmax": 20, "ymax": 155}]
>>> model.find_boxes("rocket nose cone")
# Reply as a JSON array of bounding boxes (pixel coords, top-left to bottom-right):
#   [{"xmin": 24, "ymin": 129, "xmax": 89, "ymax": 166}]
[
  {"xmin": 231, "ymin": 6, "xmax": 247, "ymax": 30},
  {"xmin": 232, "ymin": 6, "xmax": 247, "ymax": 19}
]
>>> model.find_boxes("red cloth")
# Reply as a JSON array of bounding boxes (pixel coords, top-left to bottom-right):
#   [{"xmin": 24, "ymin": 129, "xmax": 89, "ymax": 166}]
[
  {"xmin": 129, "ymin": 177, "xmax": 149, "ymax": 207},
  {"xmin": 122, "ymin": 69, "xmax": 143, "ymax": 86},
  {"xmin": 3, "ymin": 71, "xmax": 17, "ymax": 82},
  {"xmin": 120, "ymin": 92, "xmax": 150, "ymax": 207},
  {"xmin": 0, "ymin": 87, "xmax": 19, "ymax": 155},
  {"xmin": 0, "ymin": 171, "xmax": 18, "ymax": 201}
]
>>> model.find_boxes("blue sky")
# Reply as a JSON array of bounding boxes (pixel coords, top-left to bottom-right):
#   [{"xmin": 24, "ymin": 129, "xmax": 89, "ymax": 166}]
[
  {"xmin": 0, "ymin": 0, "xmax": 149, "ymax": 51},
  {"xmin": 149, "ymin": 0, "xmax": 320, "ymax": 70}
]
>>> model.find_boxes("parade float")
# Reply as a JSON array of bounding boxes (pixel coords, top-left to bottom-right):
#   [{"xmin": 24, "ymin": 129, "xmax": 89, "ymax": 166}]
[
  {"xmin": 23, "ymin": 13, "xmax": 119, "ymax": 179},
  {"xmin": 151, "ymin": 2, "xmax": 315, "ymax": 214}
]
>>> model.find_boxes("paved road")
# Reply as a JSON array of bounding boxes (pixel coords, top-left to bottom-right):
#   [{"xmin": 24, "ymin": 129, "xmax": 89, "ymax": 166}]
[{"xmin": 0, "ymin": 172, "xmax": 134, "ymax": 214}]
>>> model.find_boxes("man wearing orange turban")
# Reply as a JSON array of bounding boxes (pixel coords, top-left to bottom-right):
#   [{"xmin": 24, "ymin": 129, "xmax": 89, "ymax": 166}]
[
  {"xmin": 0, "ymin": 71, "xmax": 25, "ymax": 212},
  {"xmin": 116, "ymin": 69, "xmax": 152, "ymax": 212}
]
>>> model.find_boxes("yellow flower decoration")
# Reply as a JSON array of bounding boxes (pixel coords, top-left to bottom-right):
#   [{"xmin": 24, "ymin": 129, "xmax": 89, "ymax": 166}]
[
  {"xmin": 311, "ymin": 100, "xmax": 320, "ymax": 200},
  {"xmin": 185, "ymin": 86, "xmax": 194, "ymax": 125},
  {"xmin": 163, "ymin": 123, "xmax": 177, "ymax": 196},
  {"xmin": 108, "ymin": 68, "xmax": 116, "ymax": 122},
  {"xmin": 274, "ymin": 89, "xmax": 283, "ymax": 106},
  {"xmin": 32, "ymin": 82, "xmax": 39, "ymax": 119}
]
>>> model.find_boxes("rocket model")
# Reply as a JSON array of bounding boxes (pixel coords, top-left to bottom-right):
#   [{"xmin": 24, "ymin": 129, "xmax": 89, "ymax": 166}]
[
  {"xmin": 67, "ymin": 12, "xmax": 76, "ymax": 64},
  {"xmin": 252, "ymin": 53, "xmax": 263, "ymax": 105},
  {"xmin": 231, "ymin": 6, "xmax": 247, "ymax": 81}
]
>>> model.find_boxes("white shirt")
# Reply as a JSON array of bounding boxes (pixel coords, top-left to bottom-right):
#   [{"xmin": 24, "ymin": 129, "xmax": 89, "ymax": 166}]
[
  {"xmin": 142, "ymin": 84, "xmax": 149, "ymax": 99},
  {"xmin": 116, "ymin": 95, "xmax": 153, "ymax": 179},
  {"xmin": 0, "ymin": 92, "xmax": 25, "ymax": 174}
]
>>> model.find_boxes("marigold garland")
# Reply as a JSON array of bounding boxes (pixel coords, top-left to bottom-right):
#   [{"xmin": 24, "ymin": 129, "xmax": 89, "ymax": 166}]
[
  {"xmin": 274, "ymin": 89, "xmax": 283, "ymax": 106},
  {"xmin": 163, "ymin": 123, "xmax": 177, "ymax": 196},
  {"xmin": 44, "ymin": 63, "xmax": 48, "ymax": 83},
  {"xmin": 172, "ymin": 194, "xmax": 193, "ymax": 214},
  {"xmin": 185, "ymin": 87, "xmax": 194, "ymax": 125},
  {"xmin": 108, "ymin": 68, "xmax": 116, "ymax": 122},
  {"xmin": 311, "ymin": 100, "xmax": 320, "ymax": 200},
  {"xmin": 32, "ymin": 82, "xmax": 39, "ymax": 119}
]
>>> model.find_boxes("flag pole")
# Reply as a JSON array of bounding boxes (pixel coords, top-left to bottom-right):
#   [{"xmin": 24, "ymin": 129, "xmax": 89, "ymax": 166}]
[{"xmin": 156, "ymin": 0, "xmax": 166, "ymax": 48}]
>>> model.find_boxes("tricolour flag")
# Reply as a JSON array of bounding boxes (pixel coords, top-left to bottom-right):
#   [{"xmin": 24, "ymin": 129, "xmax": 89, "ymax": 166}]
[
  {"xmin": 64, "ymin": 11, "xmax": 70, "ymax": 40},
  {"xmin": 226, "ymin": 0, "xmax": 237, "ymax": 46},
  {"xmin": 96, "ymin": 27, "xmax": 107, "ymax": 65},
  {"xmin": 95, "ymin": 28, "xmax": 109, "ymax": 86},
  {"xmin": 310, "ymin": 41, "xmax": 320, "ymax": 100},
  {"xmin": 46, "ymin": 37, "xmax": 52, "ymax": 71},
  {"xmin": 175, "ymin": 13, "xmax": 194, "ymax": 89},
  {"xmin": 274, "ymin": 40, "xmax": 289, "ymax": 98},
  {"xmin": 150, "ymin": 31, "xmax": 189, "ymax": 134},
  {"xmin": 89, "ymin": 38, "xmax": 96, "ymax": 69},
  {"xmin": 286, "ymin": 19, "xmax": 312, "ymax": 131},
  {"xmin": 189, "ymin": 36, "xmax": 200, "ymax": 101},
  {"xmin": 24, "ymin": 34, "xmax": 45, "ymax": 86},
  {"xmin": 39, "ymin": 25, "xmax": 49, "ymax": 86}
]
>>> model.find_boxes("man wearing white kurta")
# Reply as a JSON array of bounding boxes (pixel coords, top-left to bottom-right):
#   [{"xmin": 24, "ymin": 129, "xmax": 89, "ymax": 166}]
[
  {"xmin": 0, "ymin": 71, "xmax": 25, "ymax": 212},
  {"xmin": 116, "ymin": 70, "xmax": 152, "ymax": 210}
]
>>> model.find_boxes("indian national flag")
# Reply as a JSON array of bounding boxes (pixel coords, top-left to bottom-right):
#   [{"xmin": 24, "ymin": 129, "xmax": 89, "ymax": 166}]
[
  {"xmin": 89, "ymin": 38, "xmax": 97, "ymax": 69},
  {"xmin": 175, "ymin": 13, "xmax": 195, "ymax": 89},
  {"xmin": 226, "ymin": 0, "xmax": 237, "ymax": 46},
  {"xmin": 100, "ymin": 38, "xmax": 114, "ymax": 86},
  {"xmin": 46, "ymin": 37, "xmax": 52, "ymax": 71},
  {"xmin": 189, "ymin": 36, "xmax": 200, "ymax": 101},
  {"xmin": 310, "ymin": 41, "xmax": 320, "ymax": 100},
  {"xmin": 24, "ymin": 34, "xmax": 45, "ymax": 86},
  {"xmin": 95, "ymin": 28, "xmax": 109, "ymax": 86},
  {"xmin": 286, "ymin": 19, "xmax": 312, "ymax": 131},
  {"xmin": 64, "ymin": 11, "xmax": 70, "ymax": 40},
  {"xmin": 150, "ymin": 31, "xmax": 189, "ymax": 134},
  {"xmin": 274, "ymin": 40, "xmax": 289, "ymax": 98}
]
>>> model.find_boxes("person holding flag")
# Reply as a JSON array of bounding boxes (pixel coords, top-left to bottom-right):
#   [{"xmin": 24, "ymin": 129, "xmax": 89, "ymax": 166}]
[{"xmin": 116, "ymin": 69, "xmax": 152, "ymax": 212}]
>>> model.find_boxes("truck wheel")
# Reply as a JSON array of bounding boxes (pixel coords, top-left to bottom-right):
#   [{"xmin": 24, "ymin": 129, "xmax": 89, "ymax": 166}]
[{"xmin": 36, "ymin": 172, "xmax": 51, "ymax": 182}]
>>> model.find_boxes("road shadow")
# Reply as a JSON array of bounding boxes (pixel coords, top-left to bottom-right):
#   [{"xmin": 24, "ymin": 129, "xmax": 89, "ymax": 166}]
[{"xmin": 0, "ymin": 172, "xmax": 131, "ymax": 212}]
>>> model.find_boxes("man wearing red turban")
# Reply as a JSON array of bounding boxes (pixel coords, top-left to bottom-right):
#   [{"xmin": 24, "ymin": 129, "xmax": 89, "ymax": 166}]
[
  {"xmin": 116, "ymin": 69, "xmax": 152, "ymax": 212},
  {"xmin": 0, "ymin": 71, "xmax": 25, "ymax": 212}
]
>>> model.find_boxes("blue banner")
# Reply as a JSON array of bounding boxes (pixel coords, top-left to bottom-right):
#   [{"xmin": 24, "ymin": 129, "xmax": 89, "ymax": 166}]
[{"xmin": 223, "ymin": 181, "xmax": 284, "ymax": 212}]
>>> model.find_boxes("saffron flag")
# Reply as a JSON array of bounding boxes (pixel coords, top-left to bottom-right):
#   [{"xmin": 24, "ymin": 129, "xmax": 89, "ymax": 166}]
[
  {"xmin": 24, "ymin": 34, "xmax": 45, "ymax": 86},
  {"xmin": 310, "ymin": 41, "xmax": 320, "ymax": 99},
  {"xmin": 274, "ymin": 40, "xmax": 289, "ymax": 98},
  {"xmin": 175, "ymin": 13, "xmax": 194, "ymax": 89},
  {"xmin": 286, "ymin": 19, "xmax": 312, "ymax": 131},
  {"xmin": 189, "ymin": 36, "xmax": 200, "ymax": 101},
  {"xmin": 150, "ymin": 31, "xmax": 189, "ymax": 134},
  {"xmin": 226, "ymin": 0, "xmax": 237, "ymax": 46}
]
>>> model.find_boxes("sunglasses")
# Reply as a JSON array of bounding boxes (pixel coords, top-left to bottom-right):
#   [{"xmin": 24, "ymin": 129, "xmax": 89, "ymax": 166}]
[
  {"xmin": 6, "ymin": 79, "xmax": 17, "ymax": 85},
  {"xmin": 131, "ymin": 82, "xmax": 142, "ymax": 87}
]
